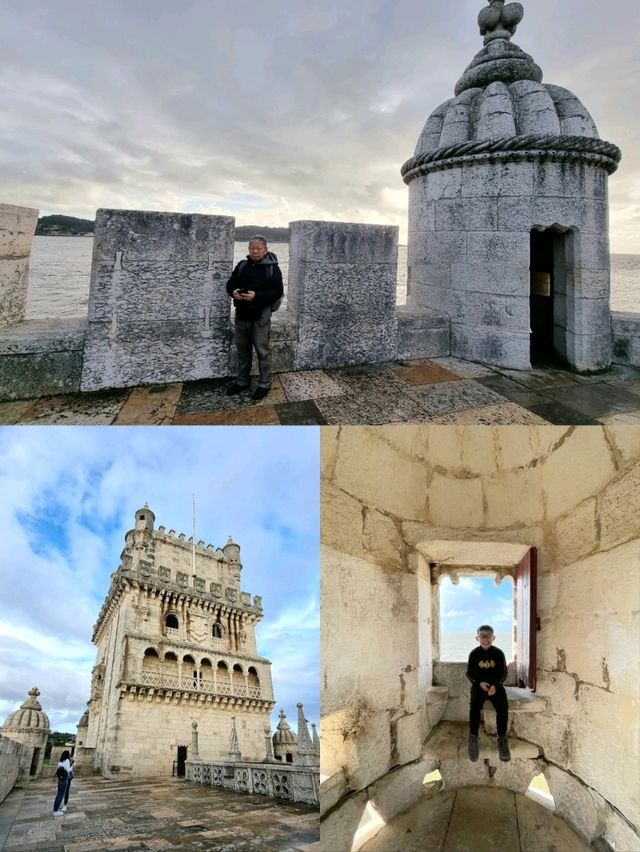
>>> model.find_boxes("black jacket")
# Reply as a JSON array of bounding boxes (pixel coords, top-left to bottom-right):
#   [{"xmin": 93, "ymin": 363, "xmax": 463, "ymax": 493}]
[
  {"xmin": 466, "ymin": 645, "xmax": 507, "ymax": 687},
  {"xmin": 226, "ymin": 252, "xmax": 284, "ymax": 321}
]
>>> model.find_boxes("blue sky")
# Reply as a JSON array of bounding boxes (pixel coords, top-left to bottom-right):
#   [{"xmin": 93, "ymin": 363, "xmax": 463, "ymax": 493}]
[
  {"xmin": 0, "ymin": 426, "xmax": 319, "ymax": 734},
  {"xmin": 1, "ymin": 0, "xmax": 638, "ymax": 251}
]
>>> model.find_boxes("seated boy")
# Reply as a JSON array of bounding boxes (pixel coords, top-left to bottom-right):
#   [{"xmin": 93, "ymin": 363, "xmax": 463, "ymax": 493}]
[{"xmin": 466, "ymin": 624, "xmax": 511, "ymax": 762}]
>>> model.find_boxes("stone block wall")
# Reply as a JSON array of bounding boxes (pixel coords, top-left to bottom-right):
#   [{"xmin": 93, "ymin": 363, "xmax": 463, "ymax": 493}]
[
  {"xmin": 288, "ymin": 221, "xmax": 400, "ymax": 368},
  {"xmin": 407, "ymin": 160, "xmax": 612, "ymax": 371},
  {"xmin": 80, "ymin": 209, "xmax": 235, "ymax": 391},
  {"xmin": 0, "ymin": 735, "xmax": 25, "ymax": 804},
  {"xmin": 0, "ymin": 203, "xmax": 38, "ymax": 329}
]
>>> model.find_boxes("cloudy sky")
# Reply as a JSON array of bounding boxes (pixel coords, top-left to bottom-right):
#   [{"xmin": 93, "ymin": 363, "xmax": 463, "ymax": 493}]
[
  {"xmin": 0, "ymin": 426, "xmax": 319, "ymax": 735},
  {"xmin": 1, "ymin": 0, "xmax": 638, "ymax": 251}
]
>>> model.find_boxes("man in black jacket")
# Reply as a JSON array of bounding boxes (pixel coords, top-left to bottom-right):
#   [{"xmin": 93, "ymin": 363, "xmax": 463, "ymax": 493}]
[
  {"xmin": 466, "ymin": 624, "xmax": 511, "ymax": 762},
  {"xmin": 225, "ymin": 235, "xmax": 284, "ymax": 400}
]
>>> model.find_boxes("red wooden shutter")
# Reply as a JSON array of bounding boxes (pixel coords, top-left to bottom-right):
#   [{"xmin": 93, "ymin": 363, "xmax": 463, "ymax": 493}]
[{"xmin": 516, "ymin": 548, "xmax": 537, "ymax": 690}]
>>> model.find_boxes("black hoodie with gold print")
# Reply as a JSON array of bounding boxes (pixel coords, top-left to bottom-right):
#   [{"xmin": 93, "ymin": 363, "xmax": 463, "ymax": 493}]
[{"xmin": 466, "ymin": 645, "xmax": 507, "ymax": 687}]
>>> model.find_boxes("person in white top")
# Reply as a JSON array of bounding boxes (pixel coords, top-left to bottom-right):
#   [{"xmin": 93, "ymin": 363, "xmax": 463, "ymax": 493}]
[{"xmin": 52, "ymin": 750, "xmax": 72, "ymax": 816}]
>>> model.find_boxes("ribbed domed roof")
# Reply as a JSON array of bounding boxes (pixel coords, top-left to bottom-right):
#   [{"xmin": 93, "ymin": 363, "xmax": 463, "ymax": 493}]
[
  {"xmin": 1, "ymin": 687, "xmax": 50, "ymax": 733},
  {"xmin": 414, "ymin": 81, "xmax": 599, "ymax": 157},
  {"xmin": 77, "ymin": 709, "xmax": 89, "ymax": 728},
  {"xmin": 273, "ymin": 708, "xmax": 297, "ymax": 745}
]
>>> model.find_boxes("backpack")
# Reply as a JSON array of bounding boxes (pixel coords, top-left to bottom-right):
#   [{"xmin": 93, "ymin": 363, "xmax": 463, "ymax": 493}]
[
  {"xmin": 56, "ymin": 765, "xmax": 68, "ymax": 781},
  {"xmin": 237, "ymin": 255, "xmax": 283, "ymax": 313}
]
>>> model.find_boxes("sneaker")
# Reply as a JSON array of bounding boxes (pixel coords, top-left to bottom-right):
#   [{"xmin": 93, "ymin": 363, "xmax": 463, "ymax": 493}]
[
  {"xmin": 53, "ymin": 810, "xmax": 64, "ymax": 816},
  {"xmin": 225, "ymin": 382, "xmax": 249, "ymax": 396},
  {"xmin": 497, "ymin": 735, "xmax": 511, "ymax": 762},
  {"xmin": 468, "ymin": 733, "xmax": 479, "ymax": 762},
  {"xmin": 61, "ymin": 805, "xmax": 67, "ymax": 812},
  {"xmin": 251, "ymin": 386, "xmax": 270, "ymax": 401}
]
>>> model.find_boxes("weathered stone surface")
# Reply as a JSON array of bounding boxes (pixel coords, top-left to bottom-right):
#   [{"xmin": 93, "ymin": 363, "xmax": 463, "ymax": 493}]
[
  {"xmin": 396, "ymin": 308, "xmax": 450, "ymax": 361},
  {"xmin": 113, "ymin": 383, "xmax": 182, "ymax": 425},
  {"xmin": 434, "ymin": 198, "xmax": 498, "ymax": 232},
  {"xmin": 297, "ymin": 316, "xmax": 398, "ymax": 370},
  {"xmin": 428, "ymin": 472, "xmax": 484, "ymax": 528},
  {"xmin": 484, "ymin": 467, "xmax": 544, "ymax": 527},
  {"xmin": 289, "ymin": 220, "xmax": 398, "ymax": 265},
  {"xmin": 549, "ymin": 498, "xmax": 598, "ymax": 566},
  {"xmin": 368, "ymin": 759, "xmax": 438, "ymax": 825},
  {"xmin": 0, "ymin": 204, "xmax": 38, "ymax": 329},
  {"xmin": 516, "ymin": 792, "xmax": 592, "ymax": 851},
  {"xmin": 0, "ymin": 319, "xmax": 86, "ymax": 401},
  {"xmin": 451, "ymin": 324, "xmax": 530, "ymax": 370},
  {"xmin": 406, "ymin": 377, "xmax": 509, "ymax": 418},
  {"xmin": 450, "ymin": 262, "xmax": 528, "ymax": 297},
  {"xmin": 362, "ymin": 789, "xmax": 456, "ymax": 852},
  {"xmin": 612, "ymin": 311, "xmax": 640, "ymax": 367},
  {"xmin": 81, "ymin": 210, "xmax": 234, "ymax": 391},
  {"xmin": 426, "ymin": 686, "xmax": 449, "ymax": 728},
  {"xmin": 320, "ymin": 788, "xmax": 368, "ymax": 852},
  {"xmin": 545, "ymin": 763, "xmax": 603, "ymax": 843},
  {"xmin": 81, "ymin": 321, "xmax": 231, "ymax": 391}
]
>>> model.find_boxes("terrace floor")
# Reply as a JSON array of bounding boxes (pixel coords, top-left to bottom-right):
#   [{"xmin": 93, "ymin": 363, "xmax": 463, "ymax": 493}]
[
  {"xmin": 0, "ymin": 775, "xmax": 319, "ymax": 851},
  {"xmin": 3, "ymin": 357, "xmax": 640, "ymax": 426}
]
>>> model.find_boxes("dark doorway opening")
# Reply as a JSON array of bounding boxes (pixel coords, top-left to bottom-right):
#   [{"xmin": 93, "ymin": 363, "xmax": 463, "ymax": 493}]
[
  {"xmin": 29, "ymin": 747, "xmax": 40, "ymax": 776},
  {"xmin": 176, "ymin": 745, "xmax": 187, "ymax": 777},
  {"xmin": 530, "ymin": 230, "xmax": 557, "ymax": 364}
]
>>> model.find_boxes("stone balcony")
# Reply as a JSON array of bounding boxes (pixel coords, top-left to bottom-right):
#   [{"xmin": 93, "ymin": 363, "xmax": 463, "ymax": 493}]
[
  {"xmin": 120, "ymin": 672, "xmax": 272, "ymax": 710},
  {"xmin": 187, "ymin": 758, "xmax": 319, "ymax": 807}
]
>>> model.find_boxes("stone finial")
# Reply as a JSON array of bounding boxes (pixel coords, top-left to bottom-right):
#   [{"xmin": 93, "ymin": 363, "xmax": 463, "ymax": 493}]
[
  {"xmin": 294, "ymin": 703, "xmax": 316, "ymax": 767},
  {"xmin": 228, "ymin": 716, "xmax": 241, "ymax": 762},
  {"xmin": 264, "ymin": 725, "xmax": 275, "ymax": 761},
  {"xmin": 311, "ymin": 723, "xmax": 320, "ymax": 757},
  {"xmin": 478, "ymin": 1, "xmax": 524, "ymax": 45},
  {"xmin": 23, "ymin": 687, "xmax": 43, "ymax": 710}
]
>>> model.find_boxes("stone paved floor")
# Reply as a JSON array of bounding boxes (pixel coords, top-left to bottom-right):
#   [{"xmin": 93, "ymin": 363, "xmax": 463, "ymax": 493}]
[
  {"xmin": 360, "ymin": 785, "xmax": 590, "ymax": 852},
  {"xmin": 3, "ymin": 358, "xmax": 640, "ymax": 426},
  {"xmin": 0, "ymin": 776, "xmax": 319, "ymax": 851}
]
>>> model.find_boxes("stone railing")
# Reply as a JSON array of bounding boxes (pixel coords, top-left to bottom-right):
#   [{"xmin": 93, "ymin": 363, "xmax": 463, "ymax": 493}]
[
  {"xmin": 139, "ymin": 671, "xmax": 261, "ymax": 699},
  {"xmin": 0, "ymin": 204, "xmax": 449, "ymax": 400},
  {"xmin": 185, "ymin": 758, "xmax": 319, "ymax": 807}
]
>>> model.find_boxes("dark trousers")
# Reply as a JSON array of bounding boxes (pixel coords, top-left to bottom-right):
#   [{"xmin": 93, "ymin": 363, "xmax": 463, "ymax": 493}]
[
  {"xmin": 234, "ymin": 315, "xmax": 272, "ymax": 389},
  {"xmin": 64, "ymin": 776, "xmax": 72, "ymax": 805},
  {"xmin": 53, "ymin": 777, "xmax": 66, "ymax": 812},
  {"xmin": 469, "ymin": 683, "xmax": 508, "ymax": 736}
]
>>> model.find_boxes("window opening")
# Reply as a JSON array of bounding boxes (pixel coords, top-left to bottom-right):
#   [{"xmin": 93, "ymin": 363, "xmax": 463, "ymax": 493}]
[
  {"xmin": 526, "ymin": 773, "xmax": 555, "ymax": 810},
  {"xmin": 439, "ymin": 575, "xmax": 514, "ymax": 662}
]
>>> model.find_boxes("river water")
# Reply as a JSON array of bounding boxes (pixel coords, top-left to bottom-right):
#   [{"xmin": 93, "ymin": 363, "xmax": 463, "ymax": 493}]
[{"xmin": 25, "ymin": 236, "xmax": 639, "ymax": 320}]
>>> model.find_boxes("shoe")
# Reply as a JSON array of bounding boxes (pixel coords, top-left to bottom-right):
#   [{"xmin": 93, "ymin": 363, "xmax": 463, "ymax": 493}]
[
  {"xmin": 61, "ymin": 805, "xmax": 67, "ymax": 812},
  {"xmin": 468, "ymin": 733, "xmax": 479, "ymax": 762},
  {"xmin": 53, "ymin": 810, "xmax": 64, "ymax": 816},
  {"xmin": 497, "ymin": 735, "xmax": 511, "ymax": 762},
  {"xmin": 251, "ymin": 386, "xmax": 270, "ymax": 401},
  {"xmin": 225, "ymin": 382, "xmax": 249, "ymax": 396}
]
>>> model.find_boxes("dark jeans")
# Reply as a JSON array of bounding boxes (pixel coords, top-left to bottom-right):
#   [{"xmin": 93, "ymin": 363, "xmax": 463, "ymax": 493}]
[
  {"xmin": 53, "ymin": 777, "xmax": 67, "ymax": 812},
  {"xmin": 234, "ymin": 315, "xmax": 272, "ymax": 389},
  {"xmin": 64, "ymin": 776, "xmax": 72, "ymax": 805},
  {"xmin": 469, "ymin": 683, "xmax": 508, "ymax": 736}
]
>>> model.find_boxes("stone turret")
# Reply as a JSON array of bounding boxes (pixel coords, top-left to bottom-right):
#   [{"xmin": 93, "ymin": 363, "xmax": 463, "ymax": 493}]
[
  {"xmin": 403, "ymin": 0, "xmax": 621, "ymax": 373},
  {"xmin": 273, "ymin": 708, "xmax": 298, "ymax": 763},
  {"xmin": 135, "ymin": 503, "xmax": 155, "ymax": 531},
  {"xmin": 0, "ymin": 687, "xmax": 50, "ymax": 781}
]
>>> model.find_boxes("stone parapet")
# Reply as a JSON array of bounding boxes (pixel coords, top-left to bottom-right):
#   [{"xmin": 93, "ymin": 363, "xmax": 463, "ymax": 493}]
[
  {"xmin": 0, "ymin": 736, "xmax": 25, "ymax": 804},
  {"xmin": 187, "ymin": 758, "xmax": 319, "ymax": 807},
  {"xmin": 612, "ymin": 311, "xmax": 640, "ymax": 367},
  {"xmin": 0, "ymin": 319, "xmax": 86, "ymax": 401},
  {"xmin": 0, "ymin": 204, "xmax": 39, "ymax": 329},
  {"xmin": 289, "ymin": 221, "xmax": 399, "ymax": 369},
  {"xmin": 80, "ymin": 209, "xmax": 234, "ymax": 391}
]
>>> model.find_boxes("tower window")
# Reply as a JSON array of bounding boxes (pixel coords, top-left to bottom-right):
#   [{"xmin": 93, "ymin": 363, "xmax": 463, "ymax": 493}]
[
  {"xmin": 165, "ymin": 614, "xmax": 179, "ymax": 630},
  {"xmin": 212, "ymin": 624, "xmax": 223, "ymax": 638}
]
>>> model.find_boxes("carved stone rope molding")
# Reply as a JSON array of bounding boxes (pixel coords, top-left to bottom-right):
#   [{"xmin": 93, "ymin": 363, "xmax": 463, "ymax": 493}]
[{"xmin": 401, "ymin": 134, "xmax": 622, "ymax": 183}]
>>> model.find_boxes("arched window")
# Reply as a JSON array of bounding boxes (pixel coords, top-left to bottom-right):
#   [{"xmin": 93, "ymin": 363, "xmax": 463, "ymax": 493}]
[
  {"xmin": 201, "ymin": 658, "xmax": 213, "ymax": 686},
  {"xmin": 247, "ymin": 667, "xmax": 260, "ymax": 689},
  {"xmin": 163, "ymin": 652, "xmax": 179, "ymax": 678},
  {"xmin": 165, "ymin": 613, "xmax": 179, "ymax": 630},
  {"xmin": 217, "ymin": 661, "xmax": 230, "ymax": 684},
  {"xmin": 142, "ymin": 648, "xmax": 160, "ymax": 674},
  {"xmin": 212, "ymin": 623, "xmax": 223, "ymax": 639}
]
